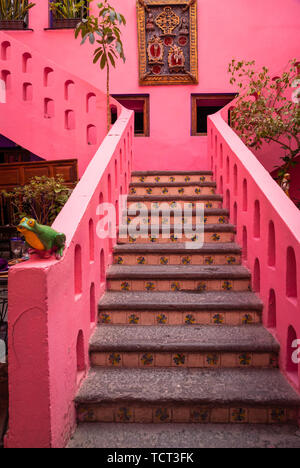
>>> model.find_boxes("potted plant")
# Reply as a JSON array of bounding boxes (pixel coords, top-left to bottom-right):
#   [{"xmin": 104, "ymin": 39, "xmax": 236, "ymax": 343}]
[
  {"xmin": 0, "ymin": 0, "xmax": 35, "ymax": 30},
  {"xmin": 1, "ymin": 175, "xmax": 72, "ymax": 226},
  {"xmin": 50, "ymin": 0, "xmax": 87, "ymax": 29}
]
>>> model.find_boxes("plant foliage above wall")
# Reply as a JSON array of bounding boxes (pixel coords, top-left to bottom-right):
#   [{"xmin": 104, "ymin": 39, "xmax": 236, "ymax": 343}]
[
  {"xmin": 2, "ymin": 175, "xmax": 72, "ymax": 226},
  {"xmin": 228, "ymin": 59, "xmax": 300, "ymax": 184},
  {"xmin": 0, "ymin": 0, "xmax": 35, "ymax": 20},
  {"xmin": 50, "ymin": 0, "xmax": 86, "ymax": 20},
  {"xmin": 75, "ymin": 0, "xmax": 126, "ymax": 132}
]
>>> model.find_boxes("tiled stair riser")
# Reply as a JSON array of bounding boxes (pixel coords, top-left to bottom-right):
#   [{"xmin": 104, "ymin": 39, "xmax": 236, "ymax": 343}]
[
  {"xmin": 128, "ymin": 200, "xmax": 222, "ymax": 210},
  {"xmin": 98, "ymin": 311, "xmax": 261, "ymax": 326},
  {"xmin": 90, "ymin": 351, "xmax": 278, "ymax": 369},
  {"xmin": 125, "ymin": 215, "xmax": 229, "ymax": 225},
  {"xmin": 108, "ymin": 279, "xmax": 251, "ymax": 293},
  {"xmin": 118, "ymin": 232, "xmax": 235, "ymax": 244},
  {"xmin": 131, "ymin": 175, "xmax": 214, "ymax": 183},
  {"xmin": 114, "ymin": 254, "xmax": 241, "ymax": 266},
  {"xmin": 77, "ymin": 405, "xmax": 298, "ymax": 425},
  {"xmin": 130, "ymin": 187, "xmax": 217, "ymax": 196}
]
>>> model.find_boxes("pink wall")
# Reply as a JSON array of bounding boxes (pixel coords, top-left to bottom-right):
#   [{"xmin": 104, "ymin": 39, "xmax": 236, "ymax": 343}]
[
  {"xmin": 6, "ymin": 0, "xmax": 300, "ymax": 171},
  {"xmin": 209, "ymin": 106, "xmax": 300, "ymax": 393},
  {"xmin": 6, "ymin": 106, "xmax": 134, "ymax": 448},
  {"xmin": 0, "ymin": 31, "xmax": 123, "ymax": 177}
]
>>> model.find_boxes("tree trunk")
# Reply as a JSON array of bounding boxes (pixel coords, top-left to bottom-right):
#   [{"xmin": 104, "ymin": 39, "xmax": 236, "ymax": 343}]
[{"xmin": 107, "ymin": 63, "xmax": 111, "ymax": 133}]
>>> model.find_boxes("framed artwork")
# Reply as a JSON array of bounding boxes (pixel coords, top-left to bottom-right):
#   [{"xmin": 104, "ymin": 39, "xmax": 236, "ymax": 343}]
[{"xmin": 137, "ymin": 0, "xmax": 198, "ymax": 86}]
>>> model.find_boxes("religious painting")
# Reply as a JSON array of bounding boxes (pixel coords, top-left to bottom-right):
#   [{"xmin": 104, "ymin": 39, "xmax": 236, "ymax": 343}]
[{"xmin": 137, "ymin": 0, "xmax": 198, "ymax": 85}]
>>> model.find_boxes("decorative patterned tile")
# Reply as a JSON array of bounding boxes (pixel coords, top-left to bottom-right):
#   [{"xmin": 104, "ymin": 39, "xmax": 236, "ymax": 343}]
[
  {"xmin": 226, "ymin": 256, "xmax": 237, "ymax": 265},
  {"xmin": 197, "ymin": 282, "xmax": 207, "ymax": 292},
  {"xmin": 269, "ymin": 409, "xmax": 287, "ymax": 424},
  {"xmin": 212, "ymin": 313, "xmax": 225, "ymax": 324},
  {"xmin": 108, "ymin": 352, "xmax": 122, "ymax": 367},
  {"xmin": 156, "ymin": 313, "xmax": 168, "ymax": 325},
  {"xmin": 205, "ymin": 353, "xmax": 220, "ymax": 367},
  {"xmin": 171, "ymin": 281, "xmax": 181, "ymax": 292},
  {"xmin": 121, "ymin": 281, "xmax": 131, "ymax": 291},
  {"xmin": 185, "ymin": 314, "xmax": 196, "ymax": 325},
  {"xmin": 116, "ymin": 407, "xmax": 133, "ymax": 423},
  {"xmin": 204, "ymin": 256, "xmax": 214, "ymax": 265},
  {"xmin": 100, "ymin": 313, "xmax": 111, "ymax": 324},
  {"xmin": 191, "ymin": 408, "xmax": 210, "ymax": 423},
  {"xmin": 115, "ymin": 256, "xmax": 124, "ymax": 265},
  {"xmin": 145, "ymin": 281, "xmax": 156, "ymax": 291},
  {"xmin": 140, "ymin": 353, "xmax": 154, "ymax": 367},
  {"xmin": 222, "ymin": 280, "xmax": 233, "ymax": 291},
  {"xmin": 137, "ymin": 256, "xmax": 147, "ymax": 265},
  {"xmin": 230, "ymin": 408, "xmax": 248, "ymax": 423},
  {"xmin": 242, "ymin": 313, "xmax": 253, "ymax": 325},
  {"xmin": 160, "ymin": 256, "xmax": 169, "ymax": 265},
  {"xmin": 173, "ymin": 353, "xmax": 186, "ymax": 367},
  {"xmin": 128, "ymin": 314, "xmax": 140, "ymax": 325},
  {"xmin": 78, "ymin": 407, "xmax": 96, "ymax": 423},
  {"xmin": 212, "ymin": 233, "xmax": 221, "ymax": 241},
  {"xmin": 154, "ymin": 407, "xmax": 171, "ymax": 423},
  {"xmin": 239, "ymin": 353, "xmax": 252, "ymax": 366}
]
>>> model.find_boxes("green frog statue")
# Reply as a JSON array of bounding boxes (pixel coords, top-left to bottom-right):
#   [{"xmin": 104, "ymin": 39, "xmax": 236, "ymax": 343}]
[{"xmin": 17, "ymin": 217, "xmax": 66, "ymax": 259}]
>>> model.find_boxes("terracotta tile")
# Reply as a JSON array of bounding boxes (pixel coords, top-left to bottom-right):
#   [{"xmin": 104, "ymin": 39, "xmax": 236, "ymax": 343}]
[
  {"xmin": 168, "ymin": 312, "xmax": 183, "ymax": 325},
  {"xmin": 90, "ymin": 352, "xmax": 106, "ymax": 367},
  {"xmin": 123, "ymin": 353, "xmax": 139, "ymax": 368},
  {"xmin": 211, "ymin": 408, "xmax": 229, "ymax": 423},
  {"xmin": 157, "ymin": 280, "xmax": 170, "ymax": 292},
  {"xmin": 196, "ymin": 312, "xmax": 211, "ymax": 325},
  {"xmin": 140, "ymin": 312, "xmax": 155, "ymax": 325},
  {"xmin": 111, "ymin": 311, "xmax": 126, "ymax": 325},
  {"xmin": 248, "ymin": 408, "xmax": 268, "ymax": 424},
  {"xmin": 172, "ymin": 407, "xmax": 190, "ymax": 423},
  {"xmin": 148, "ymin": 255, "xmax": 159, "ymax": 265},
  {"xmin": 221, "ymin": 353, "xmax": 238, "ymax": 368},
  {"xmin": 96, "ymin": 406, "xmax": 114, "ymax": 422},
  {"xmin": 187, "ymin": 353, "xmax": 204, "ymax": 368},
  {"xmin": 134, "ymin": 407, "xmax": 153, "ymax": 423},
  {"xmin": 208, "ymin": 280, "xmax": 221, "ymax": 291},
  {"xmin": 287, "ymin": 408, "xmax": 298, "ymax": 422},
  {"xmin": 252, "ymin": 353, "xmax": 271, "ymax": 368},
  {"xmin": 225, "ymin": 312, "xmax": 240, "ymax": 326},
  {"xmin": 155, "ymin": 353, "xmax": 172, "ymax": 367}
]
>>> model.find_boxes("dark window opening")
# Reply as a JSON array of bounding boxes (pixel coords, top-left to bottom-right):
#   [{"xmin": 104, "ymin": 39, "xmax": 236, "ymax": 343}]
[
  {"xmin": 111, "ymin": 107, "xmax": 118, "ymax": 125},
  {"xmin": 111, "ymin": 95, "xmax": 150, "ymax": 137},
  {"xmin": 192, "ymin": 94, "xmax": 236, "ymax": 136}
]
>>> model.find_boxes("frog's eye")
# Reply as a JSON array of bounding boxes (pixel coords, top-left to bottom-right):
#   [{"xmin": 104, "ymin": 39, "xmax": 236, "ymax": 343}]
[{"xmin": 27, "ymin": 219, "xmax": 35, "ymax": 227}]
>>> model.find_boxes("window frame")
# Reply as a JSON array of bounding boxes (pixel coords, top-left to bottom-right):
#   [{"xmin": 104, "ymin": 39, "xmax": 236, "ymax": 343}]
[
  {"xmin": 48, "ymin": 0, "xmax": 89, "ymax": 29},
  {"xmin": 191, "ymin": 93, "xmax": 237, "ymax": 136},
  {"xmin": 112, "ymin": 94, "xmax": 150, "ymax": 138}
]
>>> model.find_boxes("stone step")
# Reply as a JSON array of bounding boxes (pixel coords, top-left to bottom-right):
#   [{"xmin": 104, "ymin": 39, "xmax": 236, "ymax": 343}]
[
  {"xmin": 90, "ymin": 325, "xmax": 279, "ymax": 370},
  {"xmin": 125, "ymin": 209, "xmax": 230, "ymax": 226},
  {"xmin": 107, "ymin": 265, "xmax": 251, "ymax": 293},
  {"xmin": 118, "ymin": 224, "xmax": 236, "ymax": 244},
  {"xmin": 67, "ymin": 422, "xmax": 300, "ymax": 448},
  {"xmin": 127, "ymin": 196, "xmax": 222, "ymax": 210},
  {"xmin": 75, "ymin": 368, "xmax": 300, "ymax": 425},
  {"xmin": 113, "ymin": 242, "xmax": 242, "ymax": 266},
  {"xmin": 129, "ymin": 183, "xmax": 217, "ymax": 197},
  {"xmin": 131, "ymin": 171, "xmax": 214, "ymax": 184},
  {"xmin": 98, "ymin": 291, "xmax": 263, "ymax": 326}
]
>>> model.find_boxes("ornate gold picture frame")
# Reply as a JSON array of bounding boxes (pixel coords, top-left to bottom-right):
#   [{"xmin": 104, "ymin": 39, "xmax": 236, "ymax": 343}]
[{"xmin": 137, "ymin": 0, "xmax": 198, "ymax": 86}]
